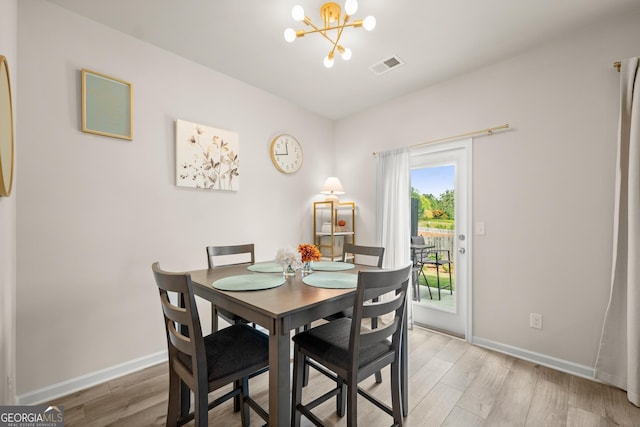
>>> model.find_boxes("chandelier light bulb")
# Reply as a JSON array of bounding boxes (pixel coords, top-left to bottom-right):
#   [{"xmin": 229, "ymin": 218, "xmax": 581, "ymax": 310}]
[
  {"xmin": 344, "ymin": 0, "xmax": 358, "ymax": 16},
  {"xmin": 341, "ymin": 48, "xmax": 352, "ymax": 60},
  {"xmin": 291, "ymin": 5, "xmax": 305, "ymax": 21},
  {"xmin": 284, "ymin": 28, "xmax": 297, "ymax": 42},
  {"xmin": 324, "ymin": 55, "xmax": 335, "ymax": 68},
  {"xmin": 363, "ymin": 15, "xmax": 376, "ymax": 31}
]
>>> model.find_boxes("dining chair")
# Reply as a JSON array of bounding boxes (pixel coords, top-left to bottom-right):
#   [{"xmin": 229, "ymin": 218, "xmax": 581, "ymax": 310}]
[
  {"xmin": 206, "ymin": 244, "xmax": 255, "ymax": 332},
  {"xmin": 343, "ymin": 243, "xmax": 385, "ymax": 383},
  {"xmin": 410, "ymin": 236, "xmax": 432, "ymax": 300},
  {"xmin": 206, "ymin": 244, "xmax": 264, "ymax": 412},
  {"xmin": 411, "ymin": 235, "xmax": 452, "ymax": 300},
  {"xmin": 342, "ymin": 242, "xmax": 385, "ymax": 327},
  {"xmin": 342, "ymin": 242, "xmax": 385, "ymax": 268},
  {"xmin": 291, "ymin": 264, "xmax": 412, "ymax": 427},
  {"xmin": 304, "ymin": 243, "xmax": 386, "ymax": 386},
  {"xmin": 151, "ymin": 262, "xmax": 269, "ymax": 427}
]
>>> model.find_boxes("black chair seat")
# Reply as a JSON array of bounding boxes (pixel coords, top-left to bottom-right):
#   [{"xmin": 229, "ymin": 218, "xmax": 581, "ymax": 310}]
[
  {"xmin": 293, "ymin": 318, "xmax": 392, "ymax": 371},
  {"xmin": 177, "ymin": 324, "xmax": 268, "ymax": 383}
]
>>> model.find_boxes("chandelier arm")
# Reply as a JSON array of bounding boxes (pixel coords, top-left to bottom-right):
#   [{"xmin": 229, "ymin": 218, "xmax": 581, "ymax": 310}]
[
  {"xmin": 328, "ymin": 15, "xmax": 350, "ymax": 57},
  {"xmin": 306, "ymin": 26, "xmax": 340, "ymax": 48},
  {"xmin": 296, "ymin": 22, "xmax": 362, "ymax": 38},
  {"xmin": 299, "ymin": 17, "xmax": 340, "ymax": 48}
]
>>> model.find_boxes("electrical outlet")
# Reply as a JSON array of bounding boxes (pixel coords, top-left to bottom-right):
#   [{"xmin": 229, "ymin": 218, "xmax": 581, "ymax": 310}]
[{"xmin": 530, "ymin": 313, "xmax": 543, "ymax": 330}]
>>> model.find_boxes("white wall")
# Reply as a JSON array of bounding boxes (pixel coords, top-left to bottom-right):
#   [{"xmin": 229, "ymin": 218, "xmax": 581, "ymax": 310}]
[
  {"xmin": 0, "ymin": 0, "xmax": 17, "ymax": 406},
  {"xmin": 16, "ymin": 1, "xmax": 333, "ymax": 397},
  {"xmin": 335, "ymin": 10, "xmax": 640, "ymax": 369},
  {"xmin": 15, "ymin": 0, "xmax": 640, "ymax": 402}
]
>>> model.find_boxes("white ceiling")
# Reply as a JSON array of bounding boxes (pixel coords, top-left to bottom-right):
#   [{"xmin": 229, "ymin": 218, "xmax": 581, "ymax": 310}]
[{"xmin": 47, "ymin": 0, "xmax": 640, "ymax": 120}]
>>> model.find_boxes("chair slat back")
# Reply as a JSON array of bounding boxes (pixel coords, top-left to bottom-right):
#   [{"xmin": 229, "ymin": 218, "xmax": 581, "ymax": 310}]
[
  {"xmin": 206, "ymin": 244, "xmax": 255, "ymax": 268},
  {"xmin": 342, "ymin": 243, "xmax": 385, "ymax": 267},
  {"xmin": 152, "ymin": 262, "xmax": 207, "ymax": 382},
  {"xmin": 359, "ymin": 322, "xmax": 400, "ymax": 348},
  {"xmin": 411, "ymin": 236, "xmax": 425, "ymax": 245},
  {"xmin": 349, "ymin": 265, "xmax": 411, "ymax": 366},
  {"xmin": 362, "ymin": 290, "xmax": 406, "ymax": 319}
]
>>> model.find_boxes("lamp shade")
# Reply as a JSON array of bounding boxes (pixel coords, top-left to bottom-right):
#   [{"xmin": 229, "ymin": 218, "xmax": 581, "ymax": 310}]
[{"xmin": 320, "ymin": 177, "xmax": 345, "ymax": 195}]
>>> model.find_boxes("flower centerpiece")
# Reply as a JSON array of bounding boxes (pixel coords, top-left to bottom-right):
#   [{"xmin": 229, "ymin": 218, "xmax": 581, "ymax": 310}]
[
  {"xmin": 298, "ymin": 243, "xmax": 322, "ymax": 275},
  {"xmin": 275, "ymin": 247, "xmax": 301, "ymax": 277}
]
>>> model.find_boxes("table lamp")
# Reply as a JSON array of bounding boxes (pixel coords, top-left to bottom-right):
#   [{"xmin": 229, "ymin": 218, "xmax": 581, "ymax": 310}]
[{"xmin": 320, "ymin": 176, "xmax": 345, "ymax": 205}]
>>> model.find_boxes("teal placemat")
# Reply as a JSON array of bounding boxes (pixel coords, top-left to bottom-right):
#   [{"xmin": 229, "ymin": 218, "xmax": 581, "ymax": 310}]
[
  {"xmin": 213, "ymin": 274, "xmax": 285, "ymax": 291},
  {"xmin": 311, "ymin": 261, "xmax": 355, "ymax": 271},
  {"xmin": 302, "ymin": 272, "xmax": 357, "ymax": 289},
  {"xmin": 247, "ymin": 262, "xmax": 282, "ymax": 273}
]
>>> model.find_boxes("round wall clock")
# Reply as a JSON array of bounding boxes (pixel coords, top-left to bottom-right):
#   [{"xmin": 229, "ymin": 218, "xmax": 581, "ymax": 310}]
[{"xmin": 270, "ymin": 134, "xmax": 303, "ymax": 174}]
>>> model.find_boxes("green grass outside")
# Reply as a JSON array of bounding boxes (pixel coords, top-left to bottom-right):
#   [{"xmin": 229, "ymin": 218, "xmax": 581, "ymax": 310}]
[
  {"xmin": 416, "ymin": 268, "xmax": 455, "ymax": 292},
  {"xmin": 418, "ymin": 218, "xmax": 455, "ymax": 230}
]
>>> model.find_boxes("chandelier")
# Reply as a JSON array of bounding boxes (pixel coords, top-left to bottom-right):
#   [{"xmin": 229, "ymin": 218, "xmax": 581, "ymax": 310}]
[{"xmin": 284, "ymin": 1, "xmax": 376, "ymax": 68}]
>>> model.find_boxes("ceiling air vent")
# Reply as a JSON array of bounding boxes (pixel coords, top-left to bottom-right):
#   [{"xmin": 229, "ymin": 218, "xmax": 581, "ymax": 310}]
[{"xmin": 370, "ymin": 55, "xmax": 404, "ymax": 75}]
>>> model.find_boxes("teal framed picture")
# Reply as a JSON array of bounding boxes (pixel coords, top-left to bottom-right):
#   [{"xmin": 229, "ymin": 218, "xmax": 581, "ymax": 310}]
[{"xmin": 81, "ymin": 69, "xmax": 133, "ymax": 140}]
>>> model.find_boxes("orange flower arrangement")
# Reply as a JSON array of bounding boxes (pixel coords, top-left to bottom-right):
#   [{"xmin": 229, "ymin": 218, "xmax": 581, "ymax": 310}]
[{"xmin": 298, "ymin": 243, "xmax": 321, "ymax": 263}]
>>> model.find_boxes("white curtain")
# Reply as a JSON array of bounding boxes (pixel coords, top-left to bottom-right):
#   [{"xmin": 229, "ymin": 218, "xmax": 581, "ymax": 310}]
[
  {"xmin": 375, "ymin": 147, "xmax": 412, "ymax": 323},
  {"xmin": 594, "ymin": 57, "xmax": 640, "ymax": 407}
]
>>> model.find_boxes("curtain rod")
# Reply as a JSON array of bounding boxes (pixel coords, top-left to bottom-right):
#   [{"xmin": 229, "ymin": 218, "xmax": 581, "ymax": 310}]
[
  {"xmin": 372, "ymin": 123, "xmax": 510, "ymax": 156},
  {"xmin": 614, "ymin": 61, "xmax": 621, "ymax": 72}
]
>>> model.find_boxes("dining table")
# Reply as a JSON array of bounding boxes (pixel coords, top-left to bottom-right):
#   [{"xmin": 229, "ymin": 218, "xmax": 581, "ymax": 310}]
[{"xmin": 188, "ymin": 261, "xmax": 408, "ymax": 427}]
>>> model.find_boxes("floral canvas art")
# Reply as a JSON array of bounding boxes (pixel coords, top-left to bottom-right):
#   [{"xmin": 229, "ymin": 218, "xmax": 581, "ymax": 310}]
[{"xmin": 176, "ymin": 119, "xmax": 240, "ymax": 191}]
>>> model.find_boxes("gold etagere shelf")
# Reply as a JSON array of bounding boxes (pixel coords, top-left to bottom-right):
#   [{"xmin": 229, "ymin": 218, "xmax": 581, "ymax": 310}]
[{"xmin": 313, "ymin": 201, "xmax": 355, "ymax": 261}]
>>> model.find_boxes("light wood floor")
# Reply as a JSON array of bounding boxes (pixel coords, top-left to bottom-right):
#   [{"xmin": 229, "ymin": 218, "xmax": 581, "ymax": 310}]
[{"xmin": 49, "ymin": 326, "xmax": 640, "ymax": 426}]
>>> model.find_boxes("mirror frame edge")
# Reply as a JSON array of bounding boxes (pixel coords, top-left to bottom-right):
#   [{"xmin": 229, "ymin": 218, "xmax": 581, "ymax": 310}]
[{"xmin": 0, "ymin": 54, "xmax": 15, "ymax": 197}]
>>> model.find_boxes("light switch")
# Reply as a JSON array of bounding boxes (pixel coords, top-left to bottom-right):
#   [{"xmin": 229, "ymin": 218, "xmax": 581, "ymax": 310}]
[{"xmin": 475, "ymin": 222, "xmax": 485, "ymax": 235}]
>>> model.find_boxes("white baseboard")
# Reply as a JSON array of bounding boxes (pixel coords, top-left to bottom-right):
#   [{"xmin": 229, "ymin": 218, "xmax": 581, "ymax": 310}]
[
  {"xmin": 472, "ymin": 336, "xmax": 594, "ymax": 379},
  {"xmin": 17, "ymin": 351, "xmax": 168, "ymax": 405},
  {"xmin": 15, "ymin": 338, "xmax": 596, "ymax": 405}
]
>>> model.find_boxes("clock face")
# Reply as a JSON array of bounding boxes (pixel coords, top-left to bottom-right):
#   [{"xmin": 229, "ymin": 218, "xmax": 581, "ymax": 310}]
[{"xmin": 270, "ymin": 134, "xmax": 303, "ymax": 174}]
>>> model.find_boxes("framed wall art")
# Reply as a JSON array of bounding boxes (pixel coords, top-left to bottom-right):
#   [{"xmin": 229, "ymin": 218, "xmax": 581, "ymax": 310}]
[
  {"xmin": 176, "ymin": 119, "xmax": 240, "ymax": 191},
  {"xmin": 81, "ymin": 69, "xmax": 133, "ymax": 140}
]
